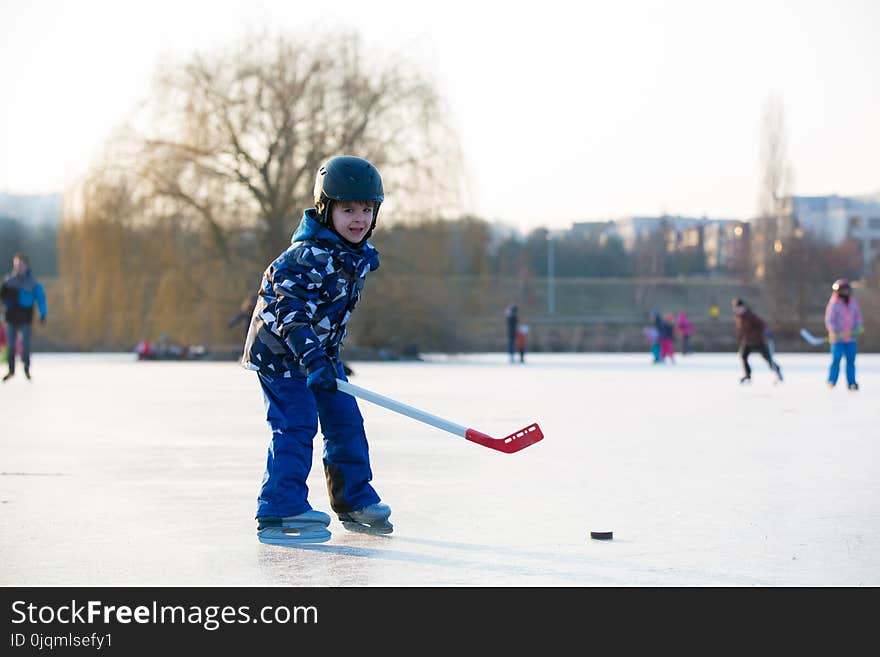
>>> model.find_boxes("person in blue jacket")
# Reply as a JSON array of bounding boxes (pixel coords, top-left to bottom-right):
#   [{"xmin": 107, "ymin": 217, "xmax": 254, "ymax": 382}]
[
  {"xmin": 1, "ymin": 253, "xmax": 47, "ymax": 381},
  {"xmin": 241, "ymin": 155, "xmax": 392, "ymax": 545}
]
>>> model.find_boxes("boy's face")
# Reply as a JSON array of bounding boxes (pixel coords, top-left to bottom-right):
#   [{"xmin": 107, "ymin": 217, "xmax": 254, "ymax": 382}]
[{"xmin": 331, "ymin": 200, "xmax": 375, "ymax": 243}]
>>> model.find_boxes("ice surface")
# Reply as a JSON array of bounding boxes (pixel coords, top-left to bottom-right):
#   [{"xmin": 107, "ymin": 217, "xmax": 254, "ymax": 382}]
[{"xmin": 1, "ymin": 352, "xmax": 877, "ymax": 586}]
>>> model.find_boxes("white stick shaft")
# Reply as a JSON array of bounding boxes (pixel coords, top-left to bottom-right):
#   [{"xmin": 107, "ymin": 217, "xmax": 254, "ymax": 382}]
[
  {"xmin": 336, "ymin": 379, "xmax": 467, "ymax": 438},
  {"xmin": 799, "ymin": 328, "xmax": 826, "ymax": 345}
]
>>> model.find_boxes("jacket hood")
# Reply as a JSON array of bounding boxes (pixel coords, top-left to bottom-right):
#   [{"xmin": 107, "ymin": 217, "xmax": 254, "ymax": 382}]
[
  {"xmin": 291, "ymin": 208, "xmax": 339, "ymax": 244},
  {"xmin": 3, "ymin": 271, "xmax": 37, "ymax": 292},
  {"xmin": 4, "ymin": 271, "xmax": 34, "ymax": 282}
]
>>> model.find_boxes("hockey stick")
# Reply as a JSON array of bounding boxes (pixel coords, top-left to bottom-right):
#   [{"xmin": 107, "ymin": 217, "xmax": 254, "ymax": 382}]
[
  {"xmin": 336, "ymin": 379, "xmax": 543, "ymax": 454},
  {"xmin": 799, "ymin": 328, "xmax": 826, "ymax": 346},
  {"xmin": 800, "ymin": 327, "xmax": 864, "ymax": 346}
]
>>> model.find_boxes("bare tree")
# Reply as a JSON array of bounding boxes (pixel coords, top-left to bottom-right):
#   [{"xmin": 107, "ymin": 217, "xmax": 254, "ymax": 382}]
[
  {"xmin": 754, "ymin": 93, "xmax": 795, "ymax": 280},
  {"xmin": 56, "ymin": 28, "xmax": 468, "ymax": 352},
  {"xmin": 758, "ymin": 93, "xmax": 793, "ymax": 220},
  {"xmin": 127, "ymin": 29, "xmax": 464, "ymax": 268}
]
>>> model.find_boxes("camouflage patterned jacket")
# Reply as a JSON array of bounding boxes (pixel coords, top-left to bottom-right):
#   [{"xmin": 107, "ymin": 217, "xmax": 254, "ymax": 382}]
[{"xmin": 241, "ymin": 209, "xmax": 380, "ymax": 376}]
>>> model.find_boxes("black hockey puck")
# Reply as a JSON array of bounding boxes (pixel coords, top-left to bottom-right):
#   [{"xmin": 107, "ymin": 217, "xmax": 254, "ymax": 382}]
[{"xmin": 590, "ymin": 531, "xmax": 613, "ymax": 540}]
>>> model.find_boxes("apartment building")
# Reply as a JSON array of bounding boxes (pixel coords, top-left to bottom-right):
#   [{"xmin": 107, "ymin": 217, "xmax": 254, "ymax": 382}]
[{"xmin": 789, "ymin": 194, "xmax": 880, "ymax": 277}]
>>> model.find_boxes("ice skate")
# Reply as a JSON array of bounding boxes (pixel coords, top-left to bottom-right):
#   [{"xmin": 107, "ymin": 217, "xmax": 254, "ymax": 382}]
[
  {"xmin": 848, "ymin": 383, "xmax": 859, "ymax": 391},
  {"xmin": 773, "ymin": 364, "xmax": 783, "ymax": 383},
  {"xmin": 257, "ymin": 509, "xmax": 331, "ymax": 545},
  {"xmin": 338, "ymin": 502, "xmax": 393, "ymax": 534},
  {"xmin": 739, "ymin": 375, "xmax": 751, "ymax": 384}
]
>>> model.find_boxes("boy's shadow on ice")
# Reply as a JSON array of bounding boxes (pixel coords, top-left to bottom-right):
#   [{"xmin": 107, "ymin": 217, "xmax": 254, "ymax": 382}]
[
  {"xmin": 258, "ymin": 535, "xmax": 480, "ymax": 570},
  {"xmin": 257, "ymin": 534, "xmax": 615, "ymax": 580}
]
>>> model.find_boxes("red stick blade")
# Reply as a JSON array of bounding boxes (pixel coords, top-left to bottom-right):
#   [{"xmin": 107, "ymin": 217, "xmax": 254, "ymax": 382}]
[{"xmin": 465, "ymin": 423, "xmax": 544, "ymax": 454}]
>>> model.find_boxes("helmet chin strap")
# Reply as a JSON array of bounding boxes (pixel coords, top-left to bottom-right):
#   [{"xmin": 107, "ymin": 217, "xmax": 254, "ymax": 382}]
[
  {"xmin": 362, "ymin": 217, "xmax": 377, "ymax": 242},
  {"xmin": 317, "ymin": 198, "xmax": 331, "ymax": 224}
]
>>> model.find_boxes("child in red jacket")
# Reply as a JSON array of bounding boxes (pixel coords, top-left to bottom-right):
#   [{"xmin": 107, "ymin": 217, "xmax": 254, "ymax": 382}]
[{"xmin": 514, "ymin": 325, "xmax": 529, "ymax": 363}]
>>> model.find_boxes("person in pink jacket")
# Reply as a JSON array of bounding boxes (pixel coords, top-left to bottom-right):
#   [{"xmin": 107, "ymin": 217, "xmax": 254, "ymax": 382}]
[
  {"xmin": 824, "ymin": 279, "xmax": 864, "ymax": 391},
  {"xmin": 675, "ymin": 311, "xmax": 694, "ymax": 355}
]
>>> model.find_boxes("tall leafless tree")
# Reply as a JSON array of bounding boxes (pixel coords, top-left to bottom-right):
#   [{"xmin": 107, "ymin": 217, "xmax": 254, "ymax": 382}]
[
  {"xmin": 754, "ymin": 93, "xmax": 795, "ymax": 281},
  {"xmin": 130, "ymin": 30, "xmax": 464, "ymax": 268},
  {"xmin": 758, "ymin": 93, "xmax": 793, "ymax": 221}
]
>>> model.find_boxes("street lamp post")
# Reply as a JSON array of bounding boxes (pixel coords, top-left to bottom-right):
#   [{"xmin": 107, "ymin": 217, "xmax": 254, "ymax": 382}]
[
  {"xmin": 546, "ymin": 232, "xmax": 555, "ymax": 316},
  {"xmin": 795, "ymin": 227, "xmax": 805, "ymax": 325}
]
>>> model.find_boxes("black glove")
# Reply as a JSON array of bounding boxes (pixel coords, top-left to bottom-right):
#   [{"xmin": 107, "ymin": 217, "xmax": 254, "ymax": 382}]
[{"xmin": 303, "ymin": 353, "xmax": 337, "ymax": 393}]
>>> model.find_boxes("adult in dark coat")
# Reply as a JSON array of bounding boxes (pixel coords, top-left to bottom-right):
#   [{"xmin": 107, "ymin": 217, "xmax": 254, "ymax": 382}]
[
  {"xmin": 228, "ymin": 293, "xmax": 258, "ymax": 344},
  {"xmin": 504, "ymin": 303, "xmax": 518, "ymax": 363},
  {"xmin": 732, "ymin": 297, "xmax": 782, "ymax": 384}
]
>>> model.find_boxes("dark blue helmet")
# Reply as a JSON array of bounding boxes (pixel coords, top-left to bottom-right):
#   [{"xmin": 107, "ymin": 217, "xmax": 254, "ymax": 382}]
[{"xmin": 313, "ymin": 156, "xmax": 384, "ymax": 231}]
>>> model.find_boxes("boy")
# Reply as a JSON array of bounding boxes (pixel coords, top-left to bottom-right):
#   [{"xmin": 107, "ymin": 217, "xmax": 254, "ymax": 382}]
[{"xmin": 242, "ymin": 155, "xmax": 392, "ymax": 545}]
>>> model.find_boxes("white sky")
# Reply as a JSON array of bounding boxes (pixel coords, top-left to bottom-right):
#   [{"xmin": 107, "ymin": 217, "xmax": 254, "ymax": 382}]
[{"xmin": 1, "ymin": 0, "xmax": 879, "ymax": 232}]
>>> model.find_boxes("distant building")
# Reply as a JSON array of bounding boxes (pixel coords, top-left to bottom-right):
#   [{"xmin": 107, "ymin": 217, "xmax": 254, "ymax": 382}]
[
  {"xmin": 566, "ymin": 192, "xmax": 880, "ymax": 280},
  {"xmin": 570, "ymin": 220, "xmax": 618, "ymax": 245},
  {"xmin": 702, "ymin": 220, "xmax": 750, "ymax": 273},
  {"xmin": 789, "ymin": 194, "xmax": 880, "ymax": 277},
  {"xmin": 611, "ymin": 214, "xmax": 745, "ymax": 273},
  {"xmin": 613, "ymin": 216, "xmax": 677, "ymax": 251}
]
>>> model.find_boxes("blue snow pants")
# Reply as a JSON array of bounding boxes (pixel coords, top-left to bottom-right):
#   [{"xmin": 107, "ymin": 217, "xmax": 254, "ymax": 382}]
[
  {"xmin": 5, "ymin": 322, "xmax": 31, "ymax": 374},
  {"xmin": 828, "ymin": 341, "xmax": 857, "ymax": 387},
  {"xmin": 256, "ymin": 362, "xmax": 380, "ymax": 519}
]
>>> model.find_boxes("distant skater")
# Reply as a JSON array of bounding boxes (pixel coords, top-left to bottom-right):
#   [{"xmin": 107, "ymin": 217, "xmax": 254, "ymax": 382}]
[
  {"xmin": 675, "ymin": 311, "xmax": 694, "ymax": 355},
  {"xmin": 1, "ymin": 253, "xmax": 47, "ymax": 382},
  {"xmin": 731, "ymin": 297, "xmax": 782, "ymax": 384},
  {"xmin": 642, "ymin": 322, "xmax": 660, "ymax": 363},
  {"xmin": 824, "ymin": 279, "xmax": 863, "ymax": 391},
  {"xmin": 657, "ymin": 312, "xmax": 676, "ymax": 364},
  {"xmin": 228, "ymin": 293, "xmax": 258, "ymax": 344},
  {"xmin": 515, "ymin": 324, "xmax": 529, "ymax": 363},
  {"xmin": 0, "ymin": 311, "xmax": 7, "ymax": 365},
  {"xmin": 505, "ymin": 303, "xmax": 519, "ymax": 363}
]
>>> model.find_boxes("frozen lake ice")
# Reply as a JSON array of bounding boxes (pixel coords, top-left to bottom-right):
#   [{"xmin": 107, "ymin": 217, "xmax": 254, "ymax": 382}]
[{"xmin": 1, "ymin": 351, "xmax": 878, "ymax": 586}]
